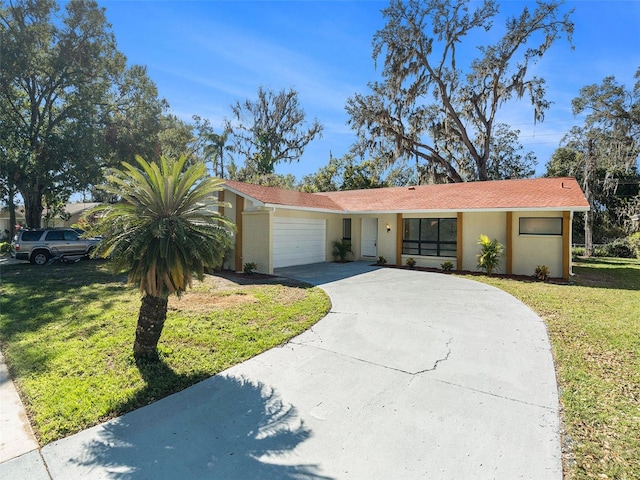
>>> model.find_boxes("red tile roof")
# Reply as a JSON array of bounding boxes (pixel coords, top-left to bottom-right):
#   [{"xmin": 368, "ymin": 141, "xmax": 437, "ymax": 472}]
[
  {"xmin": 224, "ymin": 180, "xmax": 343, "ymax": 211},
  {"xmin": 223, "ymin": 177, "xmax": 589, "ymax": 213}
]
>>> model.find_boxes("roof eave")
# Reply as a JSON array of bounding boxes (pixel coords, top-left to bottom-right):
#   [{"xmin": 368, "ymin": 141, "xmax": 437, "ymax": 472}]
[{"xmin": 256, "ymin": 204, "xmax": 591, "ymax": 215}]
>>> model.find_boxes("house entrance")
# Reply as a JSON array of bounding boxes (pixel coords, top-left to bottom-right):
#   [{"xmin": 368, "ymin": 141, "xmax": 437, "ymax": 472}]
[{"xmin": 361, "ymin": 218, "xmax": 378, "ymax": 257}]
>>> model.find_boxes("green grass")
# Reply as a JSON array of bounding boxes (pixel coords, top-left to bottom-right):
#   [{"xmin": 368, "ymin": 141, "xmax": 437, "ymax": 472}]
[
  {"xmin": 0, "ymin": 260, "xmax": 330, "ymax": 445},
  {"xmin": 462, "ymin": 258, "xmax": 640, "ymax": 480}
]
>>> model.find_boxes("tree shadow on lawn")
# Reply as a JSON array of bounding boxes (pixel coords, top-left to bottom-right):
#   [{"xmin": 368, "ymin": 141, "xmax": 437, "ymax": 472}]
[
  {"xmin": 0, "ymin": 260, "xmax": 127, "ymax": 341},
  {"xmin": 573, "ymin": 259, "xmax": 640, "ymax": 291},
  {"xmin": 0, "ymin": 261, "xmax": 130, "ymax": 377},
  {"xmin": 64, "ymin": 370, "xmax": 333, "ymax": 479}
]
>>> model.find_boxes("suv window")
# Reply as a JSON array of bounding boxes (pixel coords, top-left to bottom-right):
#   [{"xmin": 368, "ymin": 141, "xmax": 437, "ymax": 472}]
[
  {"xmin": 21, "ymin": 231, "xmax": 44, "ymax": 241},
  {"xmin": 45, "ymin": 230, "xmax": 65, "ymax": 241},
  {"xmin": 64, "ymin": 230, "xmax": 79, "ymax": 241}
]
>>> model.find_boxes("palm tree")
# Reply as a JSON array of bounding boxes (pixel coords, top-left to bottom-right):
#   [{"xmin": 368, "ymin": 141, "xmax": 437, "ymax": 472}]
[
  {"xmin": 89, "ymin": 155, "xmax": 234, "ymax": 360},
  {"xmin": 203, "ymin": 131, "xmax": 232, "ymax": 178}
]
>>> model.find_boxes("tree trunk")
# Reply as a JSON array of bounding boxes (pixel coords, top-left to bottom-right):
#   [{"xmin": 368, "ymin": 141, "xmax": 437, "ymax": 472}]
[
  {"xmin": 134, "ymin": 294, "xmax": 169, "ymax": 360},
  {"xmin": 20, "ymin": 185, "xmax": 45, "ymax": 229},
  {"xmin": 583, "ymin": 139, "xmax": 595, "ymax": 257},
  {"xmin": 584, "ymin": 209, "xmax": 593, "ymax": 257},
  {"xmin": 7, "ymin": 182, "xmax": 17, "ymax": 239}
]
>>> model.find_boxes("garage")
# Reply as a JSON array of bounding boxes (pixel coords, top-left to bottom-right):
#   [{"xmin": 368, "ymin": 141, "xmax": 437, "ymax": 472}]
[{"xmin": 273, "ymin": 217, "xmax": 326, "ymax": 268}]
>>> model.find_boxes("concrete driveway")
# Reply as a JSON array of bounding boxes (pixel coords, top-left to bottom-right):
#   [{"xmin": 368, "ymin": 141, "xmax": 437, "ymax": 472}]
[{"xmin": 2, "ymin": 262, "xmax": 561, "ymax": 479}]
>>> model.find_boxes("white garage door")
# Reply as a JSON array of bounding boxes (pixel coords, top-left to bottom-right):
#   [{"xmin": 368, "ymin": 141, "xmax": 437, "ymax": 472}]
[{"xmin": 273, "ymin": 217, "xmax": 326, "ymax": 268}]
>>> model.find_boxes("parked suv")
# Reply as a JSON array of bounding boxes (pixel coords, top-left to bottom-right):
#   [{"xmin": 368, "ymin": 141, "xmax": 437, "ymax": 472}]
[{"xmin": 11, "ymin": 228, "xmax": 101, "ymax": 265}]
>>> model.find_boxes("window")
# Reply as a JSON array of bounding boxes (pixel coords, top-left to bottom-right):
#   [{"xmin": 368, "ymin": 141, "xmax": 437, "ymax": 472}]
[
  {"xmin": 63, "ymin": 230, "xmax": 79, "ymax": 241},
  {"xmin": 402, "ymin": 218, "xmax": 457, "ymax": 257},
  {"xmin": 45, "ymin": 230, "xmax": 64, "ymax": 241},
  {"xmin": 21, "ymin": 231, "xmax": 43, "ymax": 241},
  {"xmin": 519, "ymin": 217, "xmax": 562, "ymax": 235},
  {"xmin": 342, "ymin": 218, "xmax": 352, "ymax": 241}
]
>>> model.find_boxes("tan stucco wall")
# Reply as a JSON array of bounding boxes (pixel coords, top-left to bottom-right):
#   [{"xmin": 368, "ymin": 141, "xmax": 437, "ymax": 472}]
[
  {"xmin": 511, "ymin": 211, "xmax": 564, "ymax": 279},
  {"xmin": 461, "ymin": 212, "xmax": 507, "ymax": 273},
  {"xmin": 242, "ymin": 210, "xmax": 272, "ymax": 274},
  {"xmin": 374, "ymin": 213, "xmax": 398, "ymax": 262}
]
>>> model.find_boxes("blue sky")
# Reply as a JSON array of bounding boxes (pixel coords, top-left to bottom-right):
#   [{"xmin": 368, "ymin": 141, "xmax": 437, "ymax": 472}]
[{"xmin": 100, "ymin": 0, "xmax": 640, "ymax": 181}]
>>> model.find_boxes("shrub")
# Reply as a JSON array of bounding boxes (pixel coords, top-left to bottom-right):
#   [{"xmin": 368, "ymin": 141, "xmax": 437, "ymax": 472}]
[
  {"xmin": 572, "ymin": 246, "xmax": 585, "ymax": 258},
  {"xmin": 331, "ymin": 240, "xmax": 353, "ymax": 262},
  {"xmin": 476, "ymin": 234, "xmax": 504, "ymax": 275},
  {"xmin": 405, "ymin": 257, "xmax": 416, "ymax": 268},
  {"xmin": 534, "ymin": 265, "xmax": 550, "ymax": 281},
  {"xmin": 0, "ymin": 242, "xmax": 11, "ymax": 254},
  {"xmin": 243, "ymin": 262, "xmax": 258, "ymax": 275},
  {"xmin": 599, "ymin": 238, "xmax": 635, "ymax": 258},
  {"xmin": 628, "ymin": 232, "xmax": 640, "ymax": 259},
  {"xmin": 441, "ymin": 261, "xmax": 454, "ymax": 272},
  {"xmin": 375, "ymin": 256, "xmax": 387, "ymax": 266}
]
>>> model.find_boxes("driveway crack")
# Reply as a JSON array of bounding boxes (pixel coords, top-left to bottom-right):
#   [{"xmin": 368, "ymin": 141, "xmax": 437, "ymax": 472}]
[{"xmin": 413, "ymin": 337, "xmax": 453, "ymax": 375}]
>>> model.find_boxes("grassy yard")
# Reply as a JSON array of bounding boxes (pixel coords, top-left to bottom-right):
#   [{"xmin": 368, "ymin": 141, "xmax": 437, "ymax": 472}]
[
  {"xmin": 0, "ymin": 260, "xmax": 330, "ymax": 445},
  {"xmin": 1, "ymin": 257, "xmax": 638, "ymax": 478},
  {"xmin": 466, "ymin": 257, "xmax": 640, "ymax": 480}
]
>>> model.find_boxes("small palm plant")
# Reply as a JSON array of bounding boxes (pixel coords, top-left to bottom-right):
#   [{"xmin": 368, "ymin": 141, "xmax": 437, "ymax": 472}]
[
  {"xmin": 476, "ymin": 234, "xmax": 504, "ymax": 276},
  {"xmin": 332, "ymin": 239, "xmax": 352, "ymax": 262},
  {"xmin": 89, "ymin": 155, "xmax": 234, "ymax": 360}
]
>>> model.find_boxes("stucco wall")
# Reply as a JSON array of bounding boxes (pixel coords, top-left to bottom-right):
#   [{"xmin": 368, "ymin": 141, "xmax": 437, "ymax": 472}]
[
  {"xmin": 242, "ymin": 210, "xmax": 272, "ymax": 274},
  {"xmin": 461, "ymin": 212, "xmax": 507, "ymax": 273},
  {"xmin": 511, "ymin": 211, "xmax": 564, "ymax": 278}
]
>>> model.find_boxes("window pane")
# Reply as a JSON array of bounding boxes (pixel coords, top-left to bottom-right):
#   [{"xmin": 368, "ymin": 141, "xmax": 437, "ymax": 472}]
[
  {"xmin": 519, "ymin": 217, "xmax": 562, "ymax": 235},
  {"xmin": 343, "ymin": 218, "xmax": 352, "ymax": 240},
  {"xmin": 440, "ymin": 218, "xmax": 457, "ymax": 242},
  {"xmin": 420, "ymin": 219, "xmax": 438, "ymax": 241},
  {"xmin": 420, "ymin": 244, "xmax": 437, "ymax": 256},
  {"xmin": 21, "ymin": 231, "xmax": 42, "ymax": 241},
  {"xmin": 64, "ymin": 230, "xmax": 79, "ymax": 241},
  {"xmin": 45, "ymin": 231, "xmax": 64, "ymax": 241},
  {"xmin": 402, "ymin": 243, "xmax": 419, "ymax": 255},
  {"xmin": 439, "ymin": 245, "xmax": 457, "ymax": 257},
  {"xmin": 403, "ymin": 219, "xmax": 419, "ymax": 241}
]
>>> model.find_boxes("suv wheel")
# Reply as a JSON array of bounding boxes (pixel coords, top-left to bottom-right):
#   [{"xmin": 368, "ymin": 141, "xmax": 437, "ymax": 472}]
[{"xmin": 31, "ymin": 250, "xmax": 50, "ymax": 265}]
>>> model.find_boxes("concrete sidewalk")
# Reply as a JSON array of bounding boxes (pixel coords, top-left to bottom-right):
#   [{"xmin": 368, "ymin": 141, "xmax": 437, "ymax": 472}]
[{"xmin": 0, "ymin": 262, "xmax": 562, "ymax": 479}]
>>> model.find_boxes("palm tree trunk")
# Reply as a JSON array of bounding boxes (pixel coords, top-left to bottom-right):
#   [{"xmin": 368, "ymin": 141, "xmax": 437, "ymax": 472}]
[{"xmin": 134, "ymin": 294, "xmax": 168, "ymax": 360}]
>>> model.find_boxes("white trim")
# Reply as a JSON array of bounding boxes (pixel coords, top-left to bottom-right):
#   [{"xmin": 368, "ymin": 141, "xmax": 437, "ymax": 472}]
[{"xmin": 262, "ymin": 204, "xmax": 590, "ymax": 215}]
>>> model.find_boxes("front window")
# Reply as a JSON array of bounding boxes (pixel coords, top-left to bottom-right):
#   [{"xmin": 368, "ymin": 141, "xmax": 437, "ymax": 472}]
[{"xmin": 402, "ymin": 218, "xmax": 457, "ymax": 257}]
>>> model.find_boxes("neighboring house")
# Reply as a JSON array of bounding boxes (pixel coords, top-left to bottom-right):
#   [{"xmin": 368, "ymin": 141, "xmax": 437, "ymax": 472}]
[
  {"xmin": 221, "ymin": 177, "xmax": 590, "ymax": 280},
  {"xmin": 42, "ymin": 202, "xmax": 101, "ymax": 228},
  {"xmin": 0, "ymin": 207, "xmax": 26, "ymax": 238},
  {"xmin": 0, "ymin": 203, "xmax": 100, "ymax": 234}
]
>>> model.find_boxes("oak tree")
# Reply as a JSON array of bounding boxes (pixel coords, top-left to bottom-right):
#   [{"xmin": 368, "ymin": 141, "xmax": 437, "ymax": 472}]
[
  {"xmin": 346, "ymin": 0, "xmax": 573, "ymax": 183},
  {"xmin": 226, "ymin": 86, "xmax": 323, "ymax": 180}
]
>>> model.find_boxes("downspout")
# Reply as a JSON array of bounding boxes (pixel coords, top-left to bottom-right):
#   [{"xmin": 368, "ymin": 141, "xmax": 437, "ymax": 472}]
[
  {"xmin": 396, "ymin": 213, "xmax": 403, "ymax": 265},
  {"xmin": 506, "ymin": 212, "xmax": 513, "ymax": 276},
  {"xmin": 563, "ymin": 211, "xmax": 571, "ymax": 280},
  {"xmin": 456, "ymin": 212, "xmax": 463, "ymax": 270}
]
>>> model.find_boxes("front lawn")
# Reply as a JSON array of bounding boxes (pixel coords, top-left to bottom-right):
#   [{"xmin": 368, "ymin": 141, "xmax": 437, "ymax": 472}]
[
  {"xmin": 466, "ymin": 257, "xmax": 640, "ymax": 480},
  {"xmin": 0, "ymin": 260, "xmax": 330, "ymax": 445}
]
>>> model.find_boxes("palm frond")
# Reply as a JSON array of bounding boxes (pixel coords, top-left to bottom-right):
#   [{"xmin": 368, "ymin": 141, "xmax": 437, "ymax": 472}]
[{"xmin": 88, "ymin": 154, "xmax": 235, "ymax": 298}]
